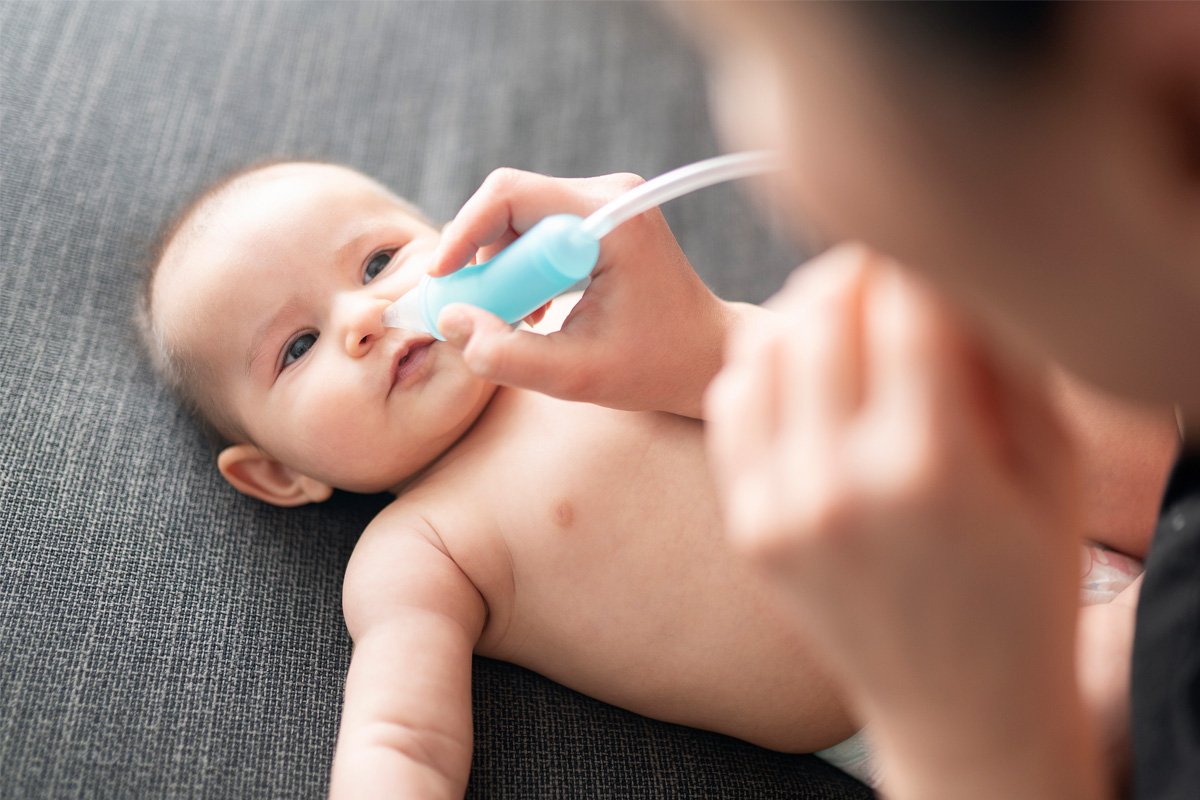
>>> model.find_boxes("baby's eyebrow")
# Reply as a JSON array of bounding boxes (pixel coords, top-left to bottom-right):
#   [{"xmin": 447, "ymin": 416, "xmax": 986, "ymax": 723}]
[
  {"xmin": 335, "ymin": 228, "xmax": 380, "ymax": 265},
  {"xmin": 244, "ymin": 296, "xmax": 307, "ymax": 377}
]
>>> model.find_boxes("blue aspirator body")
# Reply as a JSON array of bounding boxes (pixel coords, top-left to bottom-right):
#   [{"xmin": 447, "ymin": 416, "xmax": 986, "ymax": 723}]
[
  {"xmin": 381, "ymin": 151, "xmax": 780, "ymax": 339},
  {"xmin": 383, "ymin": 214, "xmax": 597, "ymax": 339}
]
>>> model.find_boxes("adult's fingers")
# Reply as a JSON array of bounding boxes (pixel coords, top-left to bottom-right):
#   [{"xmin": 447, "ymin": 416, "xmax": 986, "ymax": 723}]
[
  {"xmin": 705, "ymin": 336, "xmax": 786, "ymax": 549},
  {"xmin": 714, "ymin": 327, "xmax": 787, "ymax": 462},
  {"xmin": 864, "ymin": 265, "xmax": 1065, "ymax": 498},
  {"xmin": 855, "ymin": 266, "xmax": 981, "ymax": 497},
  {"xmin": 428, "ymin": 170, "xmax": 643, "ymax": 277},
  {"xmin": 778, "ymin": 252, "xmax": 871, "ymax": 436},
  {"xmin": 427, "ymin": 170, "xmax": 527, "ymax": 278},
  {"xmin": 523, "ymin": 301, "xmax": 552, "ymax": 327}
]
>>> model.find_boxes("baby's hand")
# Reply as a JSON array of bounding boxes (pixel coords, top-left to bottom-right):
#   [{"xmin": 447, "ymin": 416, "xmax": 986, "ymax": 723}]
[
  {"xmin": 429, "ymin": 169, "xmax": 735, "ymax": 418},
  {"xmin": 705, "ymin": 247, "xmax": 1103, "ymax": 799}
]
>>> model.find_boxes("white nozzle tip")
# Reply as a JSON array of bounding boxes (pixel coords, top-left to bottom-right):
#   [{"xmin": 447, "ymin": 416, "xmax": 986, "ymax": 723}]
[{"xmin": 382, "ymin": 292, "xmax": 428, "ymax": 332}]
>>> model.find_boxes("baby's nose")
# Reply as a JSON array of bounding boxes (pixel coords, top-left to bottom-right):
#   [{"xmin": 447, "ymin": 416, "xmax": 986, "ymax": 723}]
[{"xmin": 342, "ymin": 296, "xmax": 391, "ymax": 357}]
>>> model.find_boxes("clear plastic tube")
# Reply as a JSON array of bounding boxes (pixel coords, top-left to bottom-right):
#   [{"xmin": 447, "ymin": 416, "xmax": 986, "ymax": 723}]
[{"xmin": 579, "ymin": 151, "xmax": 782, "ymax": 240}]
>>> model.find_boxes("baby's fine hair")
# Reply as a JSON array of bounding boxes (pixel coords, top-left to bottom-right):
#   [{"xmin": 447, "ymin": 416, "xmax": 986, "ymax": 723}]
[{"xmin": 136, "ymin": 159, "xmax": 430, "ymax": 449}]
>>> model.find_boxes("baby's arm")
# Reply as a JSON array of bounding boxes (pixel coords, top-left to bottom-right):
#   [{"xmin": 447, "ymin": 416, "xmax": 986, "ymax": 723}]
[{"xmin": 330, "ymin": 516, "xmax": 485, "ymax": 800}]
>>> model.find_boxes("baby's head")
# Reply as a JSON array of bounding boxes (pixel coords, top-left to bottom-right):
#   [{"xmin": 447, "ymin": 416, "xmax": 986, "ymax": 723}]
[{"xmin": 140, "ymin": 162, "xmax": 496, "ymax": 505}]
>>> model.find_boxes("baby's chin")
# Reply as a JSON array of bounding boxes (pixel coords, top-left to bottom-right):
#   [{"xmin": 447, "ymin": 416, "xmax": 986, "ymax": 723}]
[
  {"xmin": 314, "ymin": 451, "xmax": 443, "ymax": 497},
  {"xmin": 301, "ymin": 467, "xmax": 426, "ymax": 500},
  {"xmin": 278, "ymin": 442, "xmax": 440, "ymax": 497},
  {"xmin": 315, "ymin": 380, "xmax": 499, "ymax": 497}
]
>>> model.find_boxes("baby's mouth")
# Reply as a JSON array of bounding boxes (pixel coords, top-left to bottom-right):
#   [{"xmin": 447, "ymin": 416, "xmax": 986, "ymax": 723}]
[{"xmin": 391, "ymin": 339, "xmax": 435, "ymax": 391}]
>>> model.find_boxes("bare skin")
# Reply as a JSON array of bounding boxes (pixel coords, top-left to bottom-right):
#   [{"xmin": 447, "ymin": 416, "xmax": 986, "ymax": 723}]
[
  {"xmin": 152, "ymin": 163, "xmax": 1177, "ymax": 799},
  {"xmin": 335, "ymin": 386, "xmax": 854, "ymax": 798}
]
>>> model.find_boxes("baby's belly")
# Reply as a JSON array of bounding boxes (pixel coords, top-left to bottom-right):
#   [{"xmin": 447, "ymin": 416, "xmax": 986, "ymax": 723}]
[{"xmin": 478, "ymin": 404, "xmax": 853, "ymax": 752}]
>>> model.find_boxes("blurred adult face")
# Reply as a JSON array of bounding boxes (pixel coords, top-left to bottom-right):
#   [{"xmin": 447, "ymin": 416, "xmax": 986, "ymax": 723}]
[{"xmin": 681, "ymin": 3, "xmax": 1200, "ymax": 423}]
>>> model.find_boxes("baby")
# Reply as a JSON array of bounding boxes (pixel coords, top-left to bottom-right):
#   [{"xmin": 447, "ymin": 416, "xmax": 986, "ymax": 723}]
[
  {"xmin": 141, "ymin": 161, "xmax": 1151, "ymax": 797},
  {"xmin": 143, "ymin": 161, "xmax": 858, "ymax": 798}
]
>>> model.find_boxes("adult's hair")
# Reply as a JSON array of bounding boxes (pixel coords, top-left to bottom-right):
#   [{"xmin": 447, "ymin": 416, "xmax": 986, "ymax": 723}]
[{"xmin": 848, "ymin": 1, "xmax": 1063, "ymax": 83}]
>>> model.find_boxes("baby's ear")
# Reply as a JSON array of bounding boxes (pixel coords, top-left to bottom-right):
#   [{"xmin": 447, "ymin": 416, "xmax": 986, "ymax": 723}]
[{"xmin": 217, "ymin": 444, "xmax": 333, "ymax": 507}]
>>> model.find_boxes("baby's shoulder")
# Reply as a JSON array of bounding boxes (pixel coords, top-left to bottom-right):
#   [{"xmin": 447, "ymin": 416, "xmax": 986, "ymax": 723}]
[
  {"xmin": 341, "ymin": 498, "xmax": 487, "ymax": 638},
  {"xmin": 352, "ymin": 490, "xmax": 503, "ymax": 592},
  {"xmin": 348, "ymin": 501, "xmax": 454, "ymax": 588},
  {"xmin": 362, "ymin": 498, "xmax": 443, "ymax": 546}
]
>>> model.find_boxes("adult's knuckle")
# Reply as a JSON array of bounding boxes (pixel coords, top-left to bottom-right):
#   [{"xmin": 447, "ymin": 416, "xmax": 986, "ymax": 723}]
[
  {"xmin": 726, "ymin": 484, "xmax": 838, "ymax": 565},
  {"xmin": 549, "ymin": 360, "xmax": 594, "ymax": 401},
  {"xmin": 828, "ymin": 241, "xmax": 879, "ymax": 268},
  {"xmin": 802, "ymin": 487, "xmax": 858, "ymax": 541},
  {"xmin": 609, "ymin": 172, "xmax": 646, "ymax": 192},
  {"xmin": 483, "ymin": 167, "xmax": 526, "ymax": 193},
  {"xmin": 879, "ymin": 427, "xmax": 953, "ymax": 508},
  {"xmin": 749, "ymin": 521, "xmax": 822, "ymax": 575},
  {"xmin": 703, "ymin": 372, "xmax": 741, "ymax": 421},
  {"xmin": 591, "ymin": 172, "xmax": 645, "ymax": 206},
  {"xmin": 465, "ymin": 335, "xmax": 501, "ymax": 379},
  {"xmin": 728, "ymin": 513, "xmax": 792, "ymax": 563}
]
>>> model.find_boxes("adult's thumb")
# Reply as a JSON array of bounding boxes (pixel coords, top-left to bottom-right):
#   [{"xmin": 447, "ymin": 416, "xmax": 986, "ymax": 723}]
[{"xmin": 437, "ymin": 303, "xmax": 585, "ymax": 397}]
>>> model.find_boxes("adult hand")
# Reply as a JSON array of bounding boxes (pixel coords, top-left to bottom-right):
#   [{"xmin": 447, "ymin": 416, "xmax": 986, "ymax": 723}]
[
  {"xmin": 705, "ymin": 245, "xmax": 1104, "ymax": 800},
  {"xmin": 428, "ymin": 168, "xmax": 736, "ymax": 418}
]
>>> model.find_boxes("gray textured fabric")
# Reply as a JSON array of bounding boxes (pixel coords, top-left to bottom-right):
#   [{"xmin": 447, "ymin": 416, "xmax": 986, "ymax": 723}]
[{"xmin": 0, "ymin": 2, "xmax": 867, "ymax": 797}]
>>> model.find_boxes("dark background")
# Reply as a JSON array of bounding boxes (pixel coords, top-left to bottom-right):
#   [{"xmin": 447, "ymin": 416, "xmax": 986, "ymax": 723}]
[{"xmin": 1, "ymin": 2, "xmax": 866, "ymax": 797}]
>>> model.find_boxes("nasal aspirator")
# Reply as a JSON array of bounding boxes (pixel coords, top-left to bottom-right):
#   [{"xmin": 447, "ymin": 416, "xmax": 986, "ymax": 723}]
[{"xmin": 382, "ymin": 151, "xmax": 781, "ymax": 338}]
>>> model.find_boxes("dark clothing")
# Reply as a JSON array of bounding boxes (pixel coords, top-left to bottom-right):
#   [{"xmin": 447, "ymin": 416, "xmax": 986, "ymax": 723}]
[{"xmin": 1133, "ymin": 450, "xmax": 1200, "ymax": 799}]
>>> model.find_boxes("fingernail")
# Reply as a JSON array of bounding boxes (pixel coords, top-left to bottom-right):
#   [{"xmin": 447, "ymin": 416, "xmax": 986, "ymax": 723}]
[{"xmin": 439, "ymin": 312, "xmax": 473, "ymax": 347}]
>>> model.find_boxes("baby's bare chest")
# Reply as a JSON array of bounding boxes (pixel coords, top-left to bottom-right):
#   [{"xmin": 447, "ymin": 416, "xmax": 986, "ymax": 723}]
[
  {"xmin": 496, "ymin": 399, "xmax": 721, "ymax": 557},
  {"xmin": 389, "ymin": 394, "xmax": 848, "ymax": 751},
  {"xmin": 421, "ymin": 394, "xmax": 734, "ymax": 650}
]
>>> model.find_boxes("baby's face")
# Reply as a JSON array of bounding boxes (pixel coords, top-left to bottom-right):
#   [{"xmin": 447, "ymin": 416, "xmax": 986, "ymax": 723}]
[{"xmin": 153, "ymin": 163, "xmax": 496, "ymax": 494}]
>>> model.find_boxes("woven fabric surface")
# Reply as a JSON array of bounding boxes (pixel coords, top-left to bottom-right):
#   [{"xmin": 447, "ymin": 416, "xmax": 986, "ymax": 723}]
[{"xmin": 0, "ymin": 2, "xmax": 866, "ymax": 797}]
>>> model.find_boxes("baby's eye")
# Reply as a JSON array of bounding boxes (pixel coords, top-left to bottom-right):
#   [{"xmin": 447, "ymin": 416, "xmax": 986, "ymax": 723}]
[
  {"xmin": 283, "ymin": 333, "xmax": 318, "ymax": 367},
  {"xmin": 364, "ymin": 251, "xmax": 393, "ymax": 283}
]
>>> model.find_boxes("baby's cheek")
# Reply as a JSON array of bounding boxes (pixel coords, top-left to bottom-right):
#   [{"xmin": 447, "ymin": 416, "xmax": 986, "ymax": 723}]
[
  {"xmin": 429, "ymin": 358, "xmax": 494, "ymax": 422},
  {"xmin": 269, "ymin": 351, "xmax": 491, "ymax": 490},
  {"xmin": 281, "ymin": 386, "xmax": 380, "ymax": 467}
]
